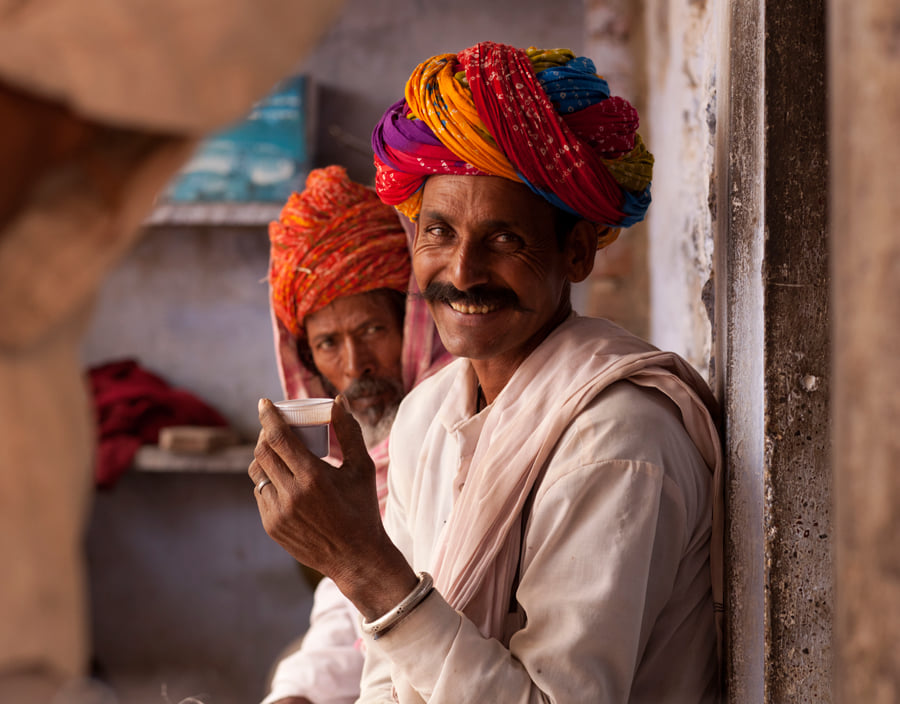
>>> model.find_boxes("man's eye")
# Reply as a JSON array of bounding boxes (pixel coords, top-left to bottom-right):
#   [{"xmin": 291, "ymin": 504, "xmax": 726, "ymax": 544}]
[
  {"xmin": 493, "ymin": 231, "xmax": 523, "ymax": 248},
  {"xmin": 315, "ymin": 339, "xmax": 335, "ymax": 351},
  {"xmin": 424, "ymin": 224, "xmax": 452, "ymax": 239}
]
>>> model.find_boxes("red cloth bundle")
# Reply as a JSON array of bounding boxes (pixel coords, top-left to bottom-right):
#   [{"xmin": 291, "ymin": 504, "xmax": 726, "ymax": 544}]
[{"xmin": 88, "ymin": 359, "xmax": 229, "ymax": 487}]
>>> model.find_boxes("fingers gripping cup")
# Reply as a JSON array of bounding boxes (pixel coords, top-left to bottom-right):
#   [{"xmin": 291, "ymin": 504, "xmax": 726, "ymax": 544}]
[{"xmin": 273, "ymin": 399, "xmax": 333, "ymax": 458}]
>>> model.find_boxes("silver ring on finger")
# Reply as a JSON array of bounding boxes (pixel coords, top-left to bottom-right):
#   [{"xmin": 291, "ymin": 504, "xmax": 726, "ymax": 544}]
[{"xmin": 256, "ymin": 477, "xmax": 273, "ymax": 495}]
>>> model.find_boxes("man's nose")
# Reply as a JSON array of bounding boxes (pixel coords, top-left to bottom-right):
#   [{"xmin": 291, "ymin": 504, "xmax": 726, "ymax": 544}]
[
  {"xmin": 445, "ymin": 239, "xmax": 490, "ymax": 292},
  {"xmin": 343, "ymin": 338, "xmax": 375, "ymax": 380}
]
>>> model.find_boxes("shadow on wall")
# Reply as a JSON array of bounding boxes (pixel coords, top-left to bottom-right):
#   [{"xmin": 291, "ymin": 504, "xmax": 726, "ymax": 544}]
[{"xmin": 87, "ymin": 473, "xmax": 314, "ymax": 704}]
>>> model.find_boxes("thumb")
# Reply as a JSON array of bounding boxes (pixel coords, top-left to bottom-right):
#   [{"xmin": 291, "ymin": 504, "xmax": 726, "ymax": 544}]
[{"xmin": 332, "ymin": 395, "xmax": 374, "ymax": 470}]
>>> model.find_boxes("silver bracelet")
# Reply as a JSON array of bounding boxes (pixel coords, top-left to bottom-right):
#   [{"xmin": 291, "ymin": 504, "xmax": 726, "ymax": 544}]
[{"xmin": 360, "ymin": 571, "xmax": 434, "ymax": 640}]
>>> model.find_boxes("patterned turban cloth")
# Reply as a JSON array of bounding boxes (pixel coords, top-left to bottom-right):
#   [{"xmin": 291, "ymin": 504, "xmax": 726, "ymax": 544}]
[
  {"xmin": 371, "ymin": 42, "xmax": 654, "ymax": 249},
  {"xmin": 269, "ymin": 165, "xmax": 411, "ymax": 338}
]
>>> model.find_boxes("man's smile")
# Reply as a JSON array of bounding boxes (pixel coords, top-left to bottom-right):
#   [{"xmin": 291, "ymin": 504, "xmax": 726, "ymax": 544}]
[{"xmin": 447, "ymin": 300, "xmax": 502, "ymax": 315}]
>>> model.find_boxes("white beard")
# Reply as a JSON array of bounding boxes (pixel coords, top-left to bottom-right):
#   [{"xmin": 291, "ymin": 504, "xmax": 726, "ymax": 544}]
[{"xmin": 359, "ymin": 403, "xmax": 399, "ymax": 451}]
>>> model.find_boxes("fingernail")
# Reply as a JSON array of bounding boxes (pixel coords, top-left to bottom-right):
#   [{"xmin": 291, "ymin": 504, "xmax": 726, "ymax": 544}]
[
  {"xmin": 258, "ymin": 398, "xmax": 266, "ymax": 413},
  {"xmin": 336, "ymin": 394, "xmax": 350, "ymax": 412}
]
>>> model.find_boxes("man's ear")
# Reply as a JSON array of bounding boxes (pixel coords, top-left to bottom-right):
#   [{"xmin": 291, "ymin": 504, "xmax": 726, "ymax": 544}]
[{"xmin": 566, "ymin": 220, "xmax": 599, "ymax": 284}]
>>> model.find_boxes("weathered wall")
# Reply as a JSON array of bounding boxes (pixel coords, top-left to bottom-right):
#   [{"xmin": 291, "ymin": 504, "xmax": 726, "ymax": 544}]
[
  {"xmin": 82, "ymin": 226, "xmax": 282, "ymax": 437},
  {"xmin": 643, "ymin": 0, "xmax": 718, "ymax": 377},
  {"xmin": 830, "ymin": 0, "xmax": 900, "ymax": 700},
  {"xmin": 715, "ymin": 2, "xmax": 768, "ymax": 698},
  {"xmin": 87, "ymin": 473, "xmax": 314, "ymax": 704}
]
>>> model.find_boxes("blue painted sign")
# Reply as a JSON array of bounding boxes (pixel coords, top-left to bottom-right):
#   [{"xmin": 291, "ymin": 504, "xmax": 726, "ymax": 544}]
[{"xmin": 163, "ymin": 75, "xmax": 311, "ymax": 203}]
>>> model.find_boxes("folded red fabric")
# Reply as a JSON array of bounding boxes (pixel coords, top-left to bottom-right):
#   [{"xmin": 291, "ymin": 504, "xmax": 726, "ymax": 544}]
[{"xmin": 88, "ymin": 359, "xmax": 229, "ymax": 487}]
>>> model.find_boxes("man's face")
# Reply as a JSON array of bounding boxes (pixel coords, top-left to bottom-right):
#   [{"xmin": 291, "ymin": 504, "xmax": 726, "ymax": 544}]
[
  {"xmin": 414, "ymin": 175, "xmax": 585, "ymax": 380},
  {"xmin": 304, "ymin": 289, "xmax": 405, "ymax": 446}
]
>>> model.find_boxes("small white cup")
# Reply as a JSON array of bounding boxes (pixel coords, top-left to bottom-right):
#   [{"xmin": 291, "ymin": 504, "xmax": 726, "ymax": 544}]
[{"xmin": 273, "ymin": 398, "xmax": 332, "ymax": 458}]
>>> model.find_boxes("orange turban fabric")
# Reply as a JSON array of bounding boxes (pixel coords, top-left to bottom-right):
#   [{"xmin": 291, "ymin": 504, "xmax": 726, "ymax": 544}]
[{"xmin": 269, "ymin": 166, "xmax": 411, "ymax": 337}]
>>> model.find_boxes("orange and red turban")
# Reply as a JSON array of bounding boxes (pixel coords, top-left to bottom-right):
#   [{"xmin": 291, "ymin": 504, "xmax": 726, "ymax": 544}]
[
  {"xmin": 371, "ymin": 43, "xmax": 654, "ymax": 248},
  {"xmin": 269, "ymin": 166, "xmax": 411, "ymax": 337}
]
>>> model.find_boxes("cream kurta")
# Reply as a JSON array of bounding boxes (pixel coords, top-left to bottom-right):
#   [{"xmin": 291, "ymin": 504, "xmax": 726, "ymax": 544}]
[{"xmin": 359, "ymin": 316, "xmax": 719, "ymax": 703}]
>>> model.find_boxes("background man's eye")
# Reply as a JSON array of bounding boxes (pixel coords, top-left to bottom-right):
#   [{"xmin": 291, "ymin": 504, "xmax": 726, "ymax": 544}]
[{"xmin": 426, "ymin": 224, "xmax": 451, "ymax": 237}]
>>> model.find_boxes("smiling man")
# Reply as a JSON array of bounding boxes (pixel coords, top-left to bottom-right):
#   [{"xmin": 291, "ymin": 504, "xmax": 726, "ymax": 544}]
[
  {"xmin": 263, "ymin": 165, "xmax": 450, "ymax": 704},
  {"xmin": 251, "ymin": 43, "xmax": 724, "ymax": 703}
]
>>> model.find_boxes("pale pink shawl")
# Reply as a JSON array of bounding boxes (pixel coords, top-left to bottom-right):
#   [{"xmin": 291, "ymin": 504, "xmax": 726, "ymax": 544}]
[{"xmin": 429, "ymin": 315, "xmax": 724, "ymax": 654}]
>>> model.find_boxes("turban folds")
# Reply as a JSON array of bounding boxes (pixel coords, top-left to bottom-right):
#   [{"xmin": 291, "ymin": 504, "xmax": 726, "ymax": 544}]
[
  {"xmin": 372, "ymin": 43, "xmax": 654, "ymax": 248},
  {"xmin": 269, "ymin": 166, "xmax": 411, "ymax": 337}
]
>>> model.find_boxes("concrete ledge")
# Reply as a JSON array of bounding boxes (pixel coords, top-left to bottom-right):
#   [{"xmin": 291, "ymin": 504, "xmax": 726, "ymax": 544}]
[{"xmin": 132, "ymin": 444, "xmax": 255, "ymax": 474}]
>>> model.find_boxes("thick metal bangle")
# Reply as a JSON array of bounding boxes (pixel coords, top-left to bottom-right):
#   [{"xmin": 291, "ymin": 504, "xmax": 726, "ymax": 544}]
[{"xmin": 360, "ymin": 571, "xmax": 434, "ymax": 640}]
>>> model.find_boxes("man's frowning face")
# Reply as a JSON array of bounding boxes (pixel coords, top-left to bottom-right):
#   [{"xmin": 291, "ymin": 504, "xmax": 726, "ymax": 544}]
[{"xmin": 304, "ymin": 289, "xmax": 405, "ymax": 446}]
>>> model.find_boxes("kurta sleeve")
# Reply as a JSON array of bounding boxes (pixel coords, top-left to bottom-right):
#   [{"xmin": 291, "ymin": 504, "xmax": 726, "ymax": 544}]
[{"xmin": 263, "ymin": 578, "xmax": 363, "ymax": 704}]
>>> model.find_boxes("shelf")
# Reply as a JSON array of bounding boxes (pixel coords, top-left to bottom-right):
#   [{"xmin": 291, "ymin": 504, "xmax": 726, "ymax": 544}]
[
  {"xmin": 133, "ymin": 444, "xmax": 255, "ymax": 474},
  {"xmin": 144, "ymin": 202, "xmax": 283, "ymax": 227}
]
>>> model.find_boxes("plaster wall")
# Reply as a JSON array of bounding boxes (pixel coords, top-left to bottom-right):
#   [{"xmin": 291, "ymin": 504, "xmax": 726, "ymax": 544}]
[
  {"xmin": 643, "ymin": 0, "xmax": 718, "ymax": 378},
  {"xmin": 82, "ymin": 226, "xmax": 280, "ymax": 438},
  {"xmin": 86, "ymin": 473, "xmax": 314, "ymax": 704},
  {"xmin": 715, "ymin": 5, "xmax": 768, "ymax": 700},
  {"xmin": 718, "ymin": 0, "xmax": 832, "ymax": 700}
]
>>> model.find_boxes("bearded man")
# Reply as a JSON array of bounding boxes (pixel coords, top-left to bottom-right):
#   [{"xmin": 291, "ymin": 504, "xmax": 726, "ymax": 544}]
[
  {"xmin": 263, "ymin": 165, "xmax": 450, "ymax": 704},
  {"xmin": 250, "ymin": 42, "xmax": 723, "ymax": 704}
]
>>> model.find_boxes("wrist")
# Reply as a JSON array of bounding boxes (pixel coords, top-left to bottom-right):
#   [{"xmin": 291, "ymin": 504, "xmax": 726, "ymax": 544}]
[
  {"xmin": 332, "ymin": 543, "xmax": 418, "ymax": 621},
  {"xmin": 360, "ymin": 572, "xmax": 434, "ymax": 639}
]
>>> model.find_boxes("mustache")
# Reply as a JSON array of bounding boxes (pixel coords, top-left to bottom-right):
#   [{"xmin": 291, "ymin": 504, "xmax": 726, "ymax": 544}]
[
  {"xmin": 342, "ymin": 375, "xmax": 404, "ymax": 402},
  {"xmin": 419, "ymin": 282, "xmax": 527, "ymax": 311}
]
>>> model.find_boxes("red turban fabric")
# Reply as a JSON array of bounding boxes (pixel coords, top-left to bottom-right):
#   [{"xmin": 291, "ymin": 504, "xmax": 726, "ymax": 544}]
[{"xmin": 269, "ymin": 166, "xmax": 411, "ymax": 337}]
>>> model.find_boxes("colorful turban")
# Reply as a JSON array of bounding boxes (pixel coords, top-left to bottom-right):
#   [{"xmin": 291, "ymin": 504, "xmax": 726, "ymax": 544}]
[
  {"xmin": 269, "ymin": 165, "xmax": 411, "ymax": 337},
  {"xmin": 371, "ymin": 43, "xmax": 654, "ymax": 248}
]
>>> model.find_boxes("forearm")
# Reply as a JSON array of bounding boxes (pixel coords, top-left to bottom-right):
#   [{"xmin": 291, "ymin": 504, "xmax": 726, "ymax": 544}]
[{"xmin": 329, "ymin": 538, "xmax": 418, "ymax": 623}]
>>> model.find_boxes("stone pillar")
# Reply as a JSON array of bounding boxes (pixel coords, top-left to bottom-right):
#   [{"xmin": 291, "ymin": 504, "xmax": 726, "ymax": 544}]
[
  {"xmin": 830, "ymin": 0, "xmax": 900, "ymax": 701},
  {"xmin": 717, "ymin": 0, "xmax": 831, "ymax": 701}
]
